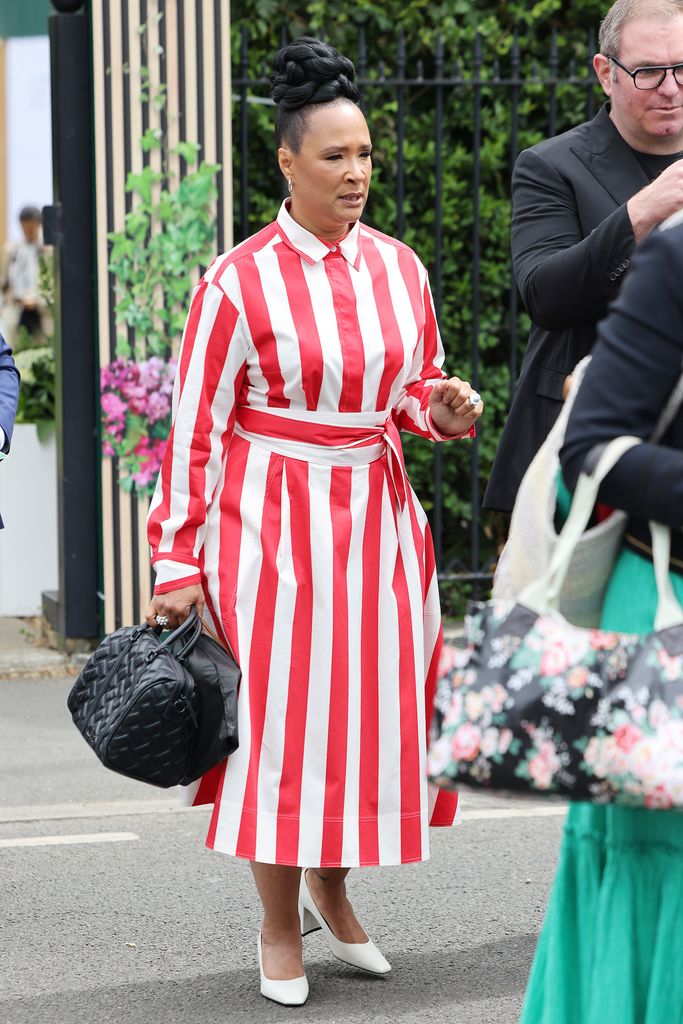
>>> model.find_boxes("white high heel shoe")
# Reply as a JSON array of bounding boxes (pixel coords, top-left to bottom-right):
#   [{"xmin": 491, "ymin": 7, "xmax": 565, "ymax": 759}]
[
  {"xmin": 257, "ymin": 932, "xmax": 309, "ymax": 1006},
  {"xmin": 298, "ymin": 869, "xmax": 391, "ymax": 976}
]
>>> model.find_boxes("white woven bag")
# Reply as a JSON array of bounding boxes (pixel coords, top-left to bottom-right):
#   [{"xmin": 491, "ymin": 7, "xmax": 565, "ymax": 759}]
[{"xmin": 493, "ymin": 356, "xmax": 683, "ymax": 628}]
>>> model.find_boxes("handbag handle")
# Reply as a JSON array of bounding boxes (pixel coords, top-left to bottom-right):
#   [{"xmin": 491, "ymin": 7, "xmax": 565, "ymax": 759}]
[
  {"xmin": 519, "ymin": 435, "xmax": 683, "ymax": 629},
  {"xmin": 156, "ymin": 604, "xmax": 203, "ymax": 659}
]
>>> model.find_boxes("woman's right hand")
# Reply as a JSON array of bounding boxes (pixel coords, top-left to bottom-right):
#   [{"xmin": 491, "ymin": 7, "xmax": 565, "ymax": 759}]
[{"xmin": 144, "ymin": 584, "xmax": 205, "ymax": 630}]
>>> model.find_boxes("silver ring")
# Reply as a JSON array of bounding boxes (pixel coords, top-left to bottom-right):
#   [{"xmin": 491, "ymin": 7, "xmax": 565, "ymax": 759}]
[
  {"xmin": 155, "ymin": 614, "xmax": 169, "ymax": 627},
  {"xmin": 468, "ymin": 391, "xmax": 481, "ymax": 407}
]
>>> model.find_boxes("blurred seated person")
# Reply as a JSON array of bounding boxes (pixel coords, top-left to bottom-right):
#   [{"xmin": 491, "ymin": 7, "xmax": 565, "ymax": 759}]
[{"xmin": 1, "ymin": 206, "xmax": 49, "ymax": 344}]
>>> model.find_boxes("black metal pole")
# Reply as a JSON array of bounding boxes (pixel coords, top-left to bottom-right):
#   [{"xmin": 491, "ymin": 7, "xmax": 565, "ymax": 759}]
[{"xmin": 43, "ymin": 5, "xmax": 99, "ymax": 641}]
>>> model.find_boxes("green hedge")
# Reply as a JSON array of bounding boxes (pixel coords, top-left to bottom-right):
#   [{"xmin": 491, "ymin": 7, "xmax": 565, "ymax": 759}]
[{"xmin": 231, "ymin": 0, "xmax": 605, "ymax": 610}]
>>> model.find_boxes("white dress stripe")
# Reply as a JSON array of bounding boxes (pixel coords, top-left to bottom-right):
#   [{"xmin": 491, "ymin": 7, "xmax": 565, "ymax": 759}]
[
  {"xmin": 254, "ymin": 468, "xmax": 296, "ymax": 864},
  {"xmin": 297, "ymin": 466, "xmax": 335, "ymax": 866}
]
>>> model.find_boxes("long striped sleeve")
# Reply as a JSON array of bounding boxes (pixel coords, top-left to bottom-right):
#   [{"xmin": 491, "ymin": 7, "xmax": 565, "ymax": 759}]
[
  {"xmin": 394, "ymin": 271, "xmax": 475, "ymax": 442},
  {"xmin": 147, "ymin": 276, "xmax": 248, "ymax": 594}
]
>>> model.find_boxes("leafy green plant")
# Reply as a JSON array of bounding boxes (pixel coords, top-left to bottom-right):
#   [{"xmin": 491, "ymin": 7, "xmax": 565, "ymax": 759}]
[
  {"xmin": 107, "ymin": 59, "xmax": 221, "ymax": 360},
  {"xmin": 14, "ymin": 252, "xmax": 56, "ymax": 434},
  {"xmin": 103, "ymin": 38, "xmax": 221, "ymax": 494},
  {"xmin": 14, "ymin": 346, "xmax": 55, "ymax": 439}
]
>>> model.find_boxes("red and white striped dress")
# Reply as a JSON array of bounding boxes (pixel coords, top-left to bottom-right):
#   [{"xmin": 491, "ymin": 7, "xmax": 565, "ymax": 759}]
[{"xmin": 148, "ymin": 201, "xmax": 471, "ymax": 867}]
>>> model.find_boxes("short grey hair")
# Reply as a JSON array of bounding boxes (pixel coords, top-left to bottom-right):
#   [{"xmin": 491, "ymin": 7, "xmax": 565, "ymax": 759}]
[{"xmin": 599, "ymin": 0, "xmax": 683, "ymax": 56}]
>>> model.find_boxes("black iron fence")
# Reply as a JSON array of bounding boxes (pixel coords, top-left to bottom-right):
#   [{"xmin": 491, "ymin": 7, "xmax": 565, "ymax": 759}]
[{"xmin": 232, "ymin": 27, "xmax": 602, "ymax": 596}]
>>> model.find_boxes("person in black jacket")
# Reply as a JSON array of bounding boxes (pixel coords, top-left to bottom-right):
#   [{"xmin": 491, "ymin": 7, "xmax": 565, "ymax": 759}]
[
  {"xmin": 484, "ymin": 0, "xmax": 683, "ymax": 513},
  {"xmin": 521, "ymin": 217, "xmax": 683, "ymax": 1024}
]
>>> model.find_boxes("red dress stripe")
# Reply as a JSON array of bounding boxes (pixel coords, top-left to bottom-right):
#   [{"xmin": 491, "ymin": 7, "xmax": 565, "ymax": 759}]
[
  {"xmin": 234, "ymin": 453, "xmax": 284, "ymax": 861},
  {"xmin": 275, "ymin": 460, "xmax": 314, "ymax": 864}
]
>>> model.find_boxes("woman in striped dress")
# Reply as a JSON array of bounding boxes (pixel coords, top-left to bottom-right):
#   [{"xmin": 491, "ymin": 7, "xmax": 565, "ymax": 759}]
[{"xmin": 146, "ymin": 36, "xmax": 482, "ymax": 1006}]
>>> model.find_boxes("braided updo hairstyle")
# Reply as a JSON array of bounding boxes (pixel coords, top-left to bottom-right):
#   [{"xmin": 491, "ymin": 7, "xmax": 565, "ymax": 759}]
[{"xmin": 271, "ymin": 36, "xmax": 360, "ymax": 152}]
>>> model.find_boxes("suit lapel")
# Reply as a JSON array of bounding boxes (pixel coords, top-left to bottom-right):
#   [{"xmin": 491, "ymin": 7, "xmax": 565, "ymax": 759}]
[{"xmin": 570, "ymin": 103, "xmax": 649, "ymax": 205}]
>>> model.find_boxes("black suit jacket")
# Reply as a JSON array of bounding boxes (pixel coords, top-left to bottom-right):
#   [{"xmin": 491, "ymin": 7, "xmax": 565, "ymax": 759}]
[
  {"xmin": 560, "ymin": 219, "xmax": 683, "ymax": 567},
  {"xmin": 484, "ymin": 103, "xmax": 649, "ymax": 512}
]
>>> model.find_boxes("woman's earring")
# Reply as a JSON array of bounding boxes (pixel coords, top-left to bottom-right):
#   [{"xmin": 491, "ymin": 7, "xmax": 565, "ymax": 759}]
[{"xmin": 288, "ymin": 178, "xmax": 293, "ymax": 194}]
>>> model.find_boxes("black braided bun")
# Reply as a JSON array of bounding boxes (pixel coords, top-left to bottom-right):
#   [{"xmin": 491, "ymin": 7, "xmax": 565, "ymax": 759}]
[{"xmin": 271, "ymin": 36, "xmax": 360, "ymax": 150}]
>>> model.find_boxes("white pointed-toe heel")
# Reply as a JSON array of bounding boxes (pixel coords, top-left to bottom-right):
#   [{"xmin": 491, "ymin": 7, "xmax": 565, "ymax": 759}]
[
  {"xmin": 257, "ymin": 932, "xmax": 309, "ymax": 1006},
  {"xmin": 298, "ymin": 869, "xmax": 391, "ymax": 976}
]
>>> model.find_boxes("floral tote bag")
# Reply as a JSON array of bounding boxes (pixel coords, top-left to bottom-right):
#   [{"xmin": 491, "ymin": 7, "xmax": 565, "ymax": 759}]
[{"xmin": 428, "ymin": 437, "xmax": 683, "ymax": 810}]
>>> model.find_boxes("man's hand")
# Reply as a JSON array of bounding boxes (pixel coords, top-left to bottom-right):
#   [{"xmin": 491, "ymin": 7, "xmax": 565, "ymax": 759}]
[
  {"xmin": 428, "ymin": 376, "xmax": 483, "ymax": 436},
  {"xmin": 627, "ymin": 160, "xmax": 683, "ymax": 242},
  {"xmin": 145, "ymin": 584, "xmax": 205, "ymax": 630}
]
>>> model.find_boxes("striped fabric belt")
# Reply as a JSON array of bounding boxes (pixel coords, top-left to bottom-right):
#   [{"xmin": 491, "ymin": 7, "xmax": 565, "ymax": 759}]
[{"xmin": 234, "ymin": 405, "xmax": 411, "ymax": 509}]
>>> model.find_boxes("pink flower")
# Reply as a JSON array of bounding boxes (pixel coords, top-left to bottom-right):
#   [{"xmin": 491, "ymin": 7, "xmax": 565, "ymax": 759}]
[
  {"xmin": 146, "ymin": 390, "xmax": 171, "ymax": 424},
  {"xmin": 657, "ymin": 647, "xmax": 682, "ymax": 681},
  {"xmin": 138, "ymin": 356, "xmax": 165, "ymax": 390},
  {"xmin": 614, "ymin": 723, "xmax": 642, "ymax": 753},
  {"xmin": 590, "ymin": 631, "xmax": 620, "ymax": 650},
  {"xmin": 644, "ymin": 786, "xmax": 673, "ymax": 810},
  {"xmin": 438, "ymin": 644, "xmax": 461, "ymax": 677},
  {"xmin": 498, "ymin": 728, "xmax": 513, "ymax": 755},
  {"xmin": 101, "ymin": 391, "xmax": 127, "ymax": 419},
  {"xmin": 528, "ymin": 754, "xmax": 554, "ymax": 789},
  {"xmin": 540, "ymin": 642, "xmax": 572, "ymax": 677},
  {"xmin": 567, "ymin": 666, "xmax": 590, "ymax": 691},
  {"xmin": 450, "ymin": 723, "xmax": 482, "ymax": 762}
]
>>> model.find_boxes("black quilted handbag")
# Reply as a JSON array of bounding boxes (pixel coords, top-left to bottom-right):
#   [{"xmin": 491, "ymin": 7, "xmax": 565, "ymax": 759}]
[{"xmin": 67, "ymin": 607, "xmax": 240, "ymax": 788}]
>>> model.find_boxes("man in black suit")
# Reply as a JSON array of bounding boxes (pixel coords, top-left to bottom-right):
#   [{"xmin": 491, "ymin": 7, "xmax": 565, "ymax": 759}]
[
  {"xmin": 0, "ymin": 332, "xmax": 20, "ymax": 528},
  {"xmin": 484, "ymin": 0, "xmax": 683, "ymax": 513}
]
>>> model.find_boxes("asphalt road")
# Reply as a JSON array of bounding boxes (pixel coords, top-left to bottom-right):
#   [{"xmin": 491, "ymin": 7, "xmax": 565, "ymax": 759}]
[{"xmin": 0, "ymin": 677, "xmax": 566, "ymax": 1024}]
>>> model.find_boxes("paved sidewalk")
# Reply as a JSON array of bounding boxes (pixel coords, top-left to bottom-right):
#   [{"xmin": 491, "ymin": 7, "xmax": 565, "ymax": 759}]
[
  {"xmin": 0, "ymin": 617, "xmax": 87, "ymax": 679},
  {"xmin": 0, "ymin": 615, "xmax": 466, "ymax": 681}
]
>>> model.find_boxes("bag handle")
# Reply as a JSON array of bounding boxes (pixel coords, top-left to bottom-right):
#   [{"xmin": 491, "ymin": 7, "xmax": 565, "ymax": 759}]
[
  {"xmin": 157, "ymin": 604, "xmax": 203, "ymax": 659},
  {"xmin": 519, "ymin": 435, "xmax": 683, "ymax": 629},
  {"xmin": 520, "ymin": 435, "xmax": 641, "ymax": 613}
]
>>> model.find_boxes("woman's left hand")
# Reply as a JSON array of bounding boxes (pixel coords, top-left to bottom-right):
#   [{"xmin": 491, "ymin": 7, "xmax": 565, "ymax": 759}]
[{"xmin": 428, "ymin": 376, "xmax": 483, "ymax": 436}]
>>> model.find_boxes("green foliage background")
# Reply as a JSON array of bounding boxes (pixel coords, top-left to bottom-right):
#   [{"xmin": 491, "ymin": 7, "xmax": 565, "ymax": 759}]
[{"xmin": 230, "ymin": 0, "xmax": 605, "ymax": 607}]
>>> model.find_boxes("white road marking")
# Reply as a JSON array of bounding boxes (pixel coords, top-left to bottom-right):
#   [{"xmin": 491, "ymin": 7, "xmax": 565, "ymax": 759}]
[
  {"xmin": 0, "ymin": 832, "xmax": 139, "ymax": 849},
  {"xmin": 0, "ymin": 798, "xmax": 566, "ymax": 827},
  {"xmin": 463, "ymin": 806, "xmax": 567, "ymax": 821},
  {"xmin": 0, "ymin": 799, "xmax": 195, "ymax": 824}
]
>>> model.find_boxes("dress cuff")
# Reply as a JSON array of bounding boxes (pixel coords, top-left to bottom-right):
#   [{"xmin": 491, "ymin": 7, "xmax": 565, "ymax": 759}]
[
  {"xmin": 425, "ymin": 407, "xmax": 476, "ymax": 441},
  {"xmin": 152, "ymin": 556, "xmax": 202, "ymax": 593}
]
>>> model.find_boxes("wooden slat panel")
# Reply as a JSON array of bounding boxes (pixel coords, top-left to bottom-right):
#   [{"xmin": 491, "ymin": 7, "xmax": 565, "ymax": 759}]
[
  {"xmin": 182, "ymin": 0, "xmax": 198, "ymax": 149},
  {"xmin": 91, "ymin": 1, "xmax": 117, "ymax": 634},
  {"xmin": 109, "ymin": 0, "xmax": 135, "ymax": 627},
  {"xmin": 165, "ymin": 0, "xmax": 181, "ymax": 186},
  {"xmin": 221, "ymin": 0, "xmax": 232, "ymax": 251},
  {"xmin": 93, "ymin": 0, "xmax": 231, "ymax": 629},
  {"xmin": 201, "ymin": 0, "xmax": 216, "ymax": 168}
]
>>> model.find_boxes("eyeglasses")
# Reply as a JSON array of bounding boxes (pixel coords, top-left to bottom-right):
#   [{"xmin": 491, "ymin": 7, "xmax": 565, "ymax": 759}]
[{"xmin": 609, "ymin": 54, "xmax": 683, "ymax": 90}]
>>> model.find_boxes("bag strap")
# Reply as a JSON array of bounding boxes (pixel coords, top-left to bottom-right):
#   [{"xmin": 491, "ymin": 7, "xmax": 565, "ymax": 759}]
[
  {"xmin": 651, "ymin": 359, "xmax": 683, "ymax": 443},
  {"xmin": 520, "ymin": 435, "xmax": 641, "ymax": 613},
  {"xmin": 651, "ymin": 523, "xmax": 683, "ymax": 630},
  {"xmin": 520, "ymin": 435, "xmax": 683, "ymax": 628}
]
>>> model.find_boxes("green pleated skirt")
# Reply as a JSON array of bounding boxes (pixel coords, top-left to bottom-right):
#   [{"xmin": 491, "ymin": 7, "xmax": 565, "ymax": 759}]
[{"xmin": 520, "ymin": 546, "xmax": 683, "ymax": 1024}]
